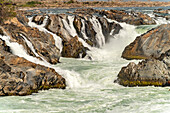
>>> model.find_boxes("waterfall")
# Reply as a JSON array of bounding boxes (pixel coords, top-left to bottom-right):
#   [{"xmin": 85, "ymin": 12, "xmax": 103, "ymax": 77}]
[
  {"xmin": 28, "ymin": 16, "xmax": 63, "ymax": 53},
  {"xmin": 81, "ymin": 19, "xmax": 89, "ymax": 40},
  {"xmin": 0, "ymin": 32, "xmax": 84, "ymax": 89},
  {"xmin": 89, "ymin": 16, "xmax": 105, "ymax": 48},
  {"xmin": 87, "ymin": 22, "xmax": 139, "ymax": 61},
  {"xmin": 20, "ymin": 34, "xmax": 40, "ymax": 57}
]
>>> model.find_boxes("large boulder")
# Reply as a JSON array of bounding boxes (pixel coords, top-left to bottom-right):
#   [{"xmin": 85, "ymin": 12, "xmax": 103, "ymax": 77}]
[
  {"xmin": 61, "ymin": 36, "xmax": 88, "ymax": 58},
  {"xmin": 122, "ymin": 24, "xmax": 170, "ymax": 60},
  {"xmin": 115, "ymin": 49, "xmax": 170, "ymax": 87},
  {"xmin": 0, "ymin": 38, "xmax": 66, "ymax": 96}
]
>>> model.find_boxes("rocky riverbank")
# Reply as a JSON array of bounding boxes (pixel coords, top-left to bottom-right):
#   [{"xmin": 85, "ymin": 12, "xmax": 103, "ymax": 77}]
[
  {"xmin": 116, "ymin": 23, "xmax": 170, "ymax": 87},
  {"xmin": 15, "ymin": 1, "xmax": 170, "ymax": 10}
]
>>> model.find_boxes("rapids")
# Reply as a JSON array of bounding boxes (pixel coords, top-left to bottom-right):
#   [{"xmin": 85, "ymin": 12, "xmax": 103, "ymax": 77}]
[{"xmin": 0, "ymin": 7, "xmax": 170, "ymax": 113}]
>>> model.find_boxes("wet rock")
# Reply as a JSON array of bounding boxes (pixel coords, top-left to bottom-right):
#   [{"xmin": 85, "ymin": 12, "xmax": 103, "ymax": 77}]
[
  {"xmin": 122, "ymin": 24, "xmax": 170, "ymax": 60},
  {"xmin": 61, "ymin": 36, "xmax": 88, "ymax": 58},
  {"xmin": 0, "ymin": 39, "xmax": 66, "ymax": 96},
  {"xmin": 154, "ymin": 9, "xmax": 170, "ymax": 20},
  {"xmin": 32, "ymin": 15, "xmax": 46, "ymax": 25},
  {"xmin": 3, "ymin": 16, "xmax": 60, "ymax": 64},
  {"xmin": 99, "ymin": 9, "xmax": 156, "ymax": 25},
  {"xmin": 115, "ymin": 49, "xmax": 170, "ymax": 87}
]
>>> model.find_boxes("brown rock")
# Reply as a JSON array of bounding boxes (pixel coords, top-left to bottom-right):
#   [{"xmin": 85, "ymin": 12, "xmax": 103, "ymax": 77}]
[
  {"xmin": 0, "ymin": 38, "xmax": 66, "ymax": 96},
  {"xmin": 122, "ymin": 24, "xmax": 170, "ymax": 60},
  {"xmin": 61, "ymin": 36, "xmax": 87, "ymax": 58}
]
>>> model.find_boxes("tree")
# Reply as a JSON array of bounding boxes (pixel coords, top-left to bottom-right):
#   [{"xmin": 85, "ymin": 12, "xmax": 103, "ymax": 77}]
[{"xmin": 0, "ymin": 0, "xmax": 16, "ymax": 24}]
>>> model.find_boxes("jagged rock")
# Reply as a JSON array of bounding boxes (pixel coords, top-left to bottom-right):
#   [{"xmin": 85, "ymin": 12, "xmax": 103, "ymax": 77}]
[
  {"xmin": 0, "ymin": 39, "xmax": 66, "ymax": 96},
  {"xmin": 46, "ymin": 14, "xmax": 73, "ymax": 41},
  {"xmin": 3, "ymin": 17, "xmax": 61, "ymax": 64},
  {"xmin": 16, "ymin": 11, "xmax": 29, "ymax": 26},
  {"xmin": 154, "ymin": 9, "xmax": 170, "ymax": 20},
  {"xmin": 61, "ymin": 36, "xmax": 88, "ymax": 58},
  {"xmin": 122, "ymin": 24, "xmax": 170, "ymax": 60},
  {"xmin": 32, "ymin": 15, "xmax": 46, "ymax": 25},
  {"xmin": 98, "ymin": 17, "xmax": 122, "ymax": 42},
  {"xmin": 99, "ymin": 9, "xmax": 156, "ymax": 25},
  {"xmin": 115, "ymin": 49, "xmax": 170, "ymax": 87}
]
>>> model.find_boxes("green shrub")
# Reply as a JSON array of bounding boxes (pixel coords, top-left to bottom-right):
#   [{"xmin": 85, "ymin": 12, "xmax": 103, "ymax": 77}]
[
  {"xmin": 0, "ymin": 0, "xmax": 16, "ymax": 24},
  {"xmin": 66, "ymin": 0, "xmax": 74, "ymax": 4},
  {"xmin": 26, "ymin": 1, "xmax": 42, "ymax": 5}
]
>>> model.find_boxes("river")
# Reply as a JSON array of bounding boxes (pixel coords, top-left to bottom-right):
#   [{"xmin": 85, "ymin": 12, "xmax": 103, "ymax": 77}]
[{"xmin": 0, "ymin": 7, "xmax": 170, "ymax": 113}]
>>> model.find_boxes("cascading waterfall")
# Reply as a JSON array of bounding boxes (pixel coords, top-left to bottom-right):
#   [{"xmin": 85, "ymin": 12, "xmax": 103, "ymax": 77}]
[
  {"xmin": 0, "ymin": 32, "xmax": 84, "ymax": 89},
  {"xmin": 1, "ymin": 7, "xmax": 170, "ymax": 113},
  {"xmin": 28, "ymin": 16, "xmax": 63, "ymax": 52},
  {"xmin": 89, "ymin": 16, "xmax": 105, "ymax": 48},
  {"xmin": 20, "ymin": 34, "xmax": 40, "ymax": 57}
]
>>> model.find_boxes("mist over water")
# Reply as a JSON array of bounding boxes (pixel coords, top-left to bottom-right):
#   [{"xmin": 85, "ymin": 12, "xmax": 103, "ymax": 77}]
[{"xmin": 0, "ymin": 7, "xmax": 170, "ymax": 113}]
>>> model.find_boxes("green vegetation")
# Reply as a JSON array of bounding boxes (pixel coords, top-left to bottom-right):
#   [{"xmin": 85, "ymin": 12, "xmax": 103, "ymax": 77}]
[
  {"xmin": 21, "ymin": 1, "xmax": 42, "ymax": 7},
  {"xmin": 0, "ymin": 0, "xmax": 16, "ymax": 24},
  {"xmin": 65, "ymin": 0, "xmax": 75, "ymax": 4}
]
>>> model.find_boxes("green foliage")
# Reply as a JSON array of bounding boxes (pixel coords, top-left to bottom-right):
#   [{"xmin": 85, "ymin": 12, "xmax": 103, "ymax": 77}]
[
  {"xmin": 66, "ymin": 0, "xmax": 74, "ymax": 4},
  {"xmin": 0, "ymin": 0, "xmax": 16, "ymax": 24},
  {"xmin": 26, "ymin": 1, "xmax": 42, "ymax": 5},
  {"xmin": 21, "ymin": 1, "xmax": 42, "ymax": 7}
]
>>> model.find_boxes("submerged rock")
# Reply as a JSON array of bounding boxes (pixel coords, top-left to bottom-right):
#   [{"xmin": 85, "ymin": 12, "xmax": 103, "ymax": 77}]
[
  {"xmin": 115, "ymin": 49, "xmax": 170, "ymax": 87},
  {"xmin": 0, "ymin": 39, "xmax": 66, "ymax": 96},
  {"xmin": 122, "ymin": 24, "xmax": 170, "ymax": 60}
]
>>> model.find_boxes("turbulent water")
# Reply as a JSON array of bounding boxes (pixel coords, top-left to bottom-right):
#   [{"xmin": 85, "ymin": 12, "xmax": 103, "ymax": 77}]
[{"xmin": 1, "ymin": 7, "xmax": 170, "ymax": 113}]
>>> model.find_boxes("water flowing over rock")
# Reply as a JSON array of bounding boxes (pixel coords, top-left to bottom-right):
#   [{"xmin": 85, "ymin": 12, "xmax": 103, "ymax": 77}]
[
  {"xmin": 32, "ymin": 12, "xmax": 122, "ymax": 57},
  {"xmin": 122, "ymin": 24, "xmax": 170, "ymax": 60},
  {"xmin": 99, "ymin": 9, "xmax": 156, "ymax": 25},
  {"xmin": 116, "ymin": 49, "xmax": 170, "ymax": 87},
  {"xmin": 3, "ymin": 16, "xmax": 61, "ymax": 64},
  {"xmin": 154, "ymin": 9, "xmax": 170, "ymax": 20},
  {"xmin": 0, "ymin": 38, "xmax": 66, "ymax": 96}
]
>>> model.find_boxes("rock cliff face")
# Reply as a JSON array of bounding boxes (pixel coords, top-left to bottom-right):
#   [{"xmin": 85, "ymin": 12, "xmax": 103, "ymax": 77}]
[
  {"xmin": 115, "ymin": 49, "xmax": 170, "ymax": 87},
  {"xmin": 122, "ymin": 24, "xmax": 170, "ymax": 60},
  {"xmin": 0, "ymin": 38, "xmax": 66, "ymax": 96}
]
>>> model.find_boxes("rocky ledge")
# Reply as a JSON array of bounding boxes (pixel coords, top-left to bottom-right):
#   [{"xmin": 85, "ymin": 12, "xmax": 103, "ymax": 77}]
[
  {"xmin": 122, "ymin": 24, "xmax": 170, "ymax": 60},
  {"xmin": 74, "ymin": 8, "xmax": 156, "ymax": 25},
  {"xmin": 115, "ymin": 49, "xmax": 170, "ymax": 87},
  {"xmin": 0, "ymin": 38, "xmax": 66, "ymax": 96}
]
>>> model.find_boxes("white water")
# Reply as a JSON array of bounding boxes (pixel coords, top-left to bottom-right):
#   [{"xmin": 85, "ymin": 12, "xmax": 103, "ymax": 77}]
[
  {"xmin": 1, "ymin": 9, "xmax": 170, "ymax": 113},
  {"xmin": 20, "ymin": 34, "xmax": 40, "ymax": 57},
  {"xmin": 28, "ymin": 16, "xmax": 63, "ymax": 52},
  {"xmin": 90, "ymin": 16, "xmax": 105, "ymax": 47}
]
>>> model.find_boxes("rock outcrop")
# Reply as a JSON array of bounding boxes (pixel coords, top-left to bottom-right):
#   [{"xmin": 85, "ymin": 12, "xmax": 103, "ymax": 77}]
[
  {"xmin": 31, "ymin": 12, "xmax": 122, "ymax": 57},
  {"xmin": 115, "ymin": 49, "xmax": 170, "ymax": 87},
  {"xmin": 122, "ymin": 24, "xmax": 170, "ymax": 60},
  {"xmin": 0, "ymin": 38, "xmax": 66, "ymax": 96},
  {"xmin": 3, "ymin": 15, "xmax": 61, "ymax": 64},
  {"xmin": 154, "ymin": 9, "xmax": 170, "ymax": 20},
  {"xmin": 99, "ymin": 9, "xmax": 156, "ymax": 25}
]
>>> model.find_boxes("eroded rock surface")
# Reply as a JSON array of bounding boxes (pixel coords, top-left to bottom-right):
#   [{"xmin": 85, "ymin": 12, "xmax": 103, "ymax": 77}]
[
  {"xmin": 0, "ymin": 38, "xmax": 66, "ymax": 96},
  {"xmin": 122, "ymin": 24, "xmax": 170, "ymax": 60},
  {"xmin": 115, "ymin": 49, "xmax": 170, "ymax": 87}
]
